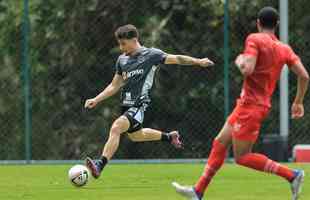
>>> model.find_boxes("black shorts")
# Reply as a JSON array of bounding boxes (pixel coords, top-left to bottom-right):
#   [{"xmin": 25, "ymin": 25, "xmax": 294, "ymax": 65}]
[{"xmin": 121, "ymin": 104, "xmax": 148, "ymax": 133}]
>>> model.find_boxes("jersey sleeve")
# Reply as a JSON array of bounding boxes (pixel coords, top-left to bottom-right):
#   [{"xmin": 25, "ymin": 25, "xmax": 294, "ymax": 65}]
[
  {"xmin": 243, "ymin": 34, "xmax": 259, "ymax": 57},
  {"xmin": 150, "ymin": 48, "xmax": 167, "ymax": 65},
  {"xmin": 286, "ymin": 46, "xmax": 300, "ymax": 67},
  {"xmin": 115, "ymin": 57, "xmax": 122, "ymax": 75}
]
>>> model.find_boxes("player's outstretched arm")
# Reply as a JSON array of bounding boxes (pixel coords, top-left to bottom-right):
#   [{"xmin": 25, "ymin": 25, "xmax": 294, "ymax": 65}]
[
  {"xmin": 164, "ymin": 54, "xmax": 214, "ymax": 67},
  {"xmin": 290, "ymin": 61, "xmax": 309, "ymax": 119},
  {"xmin": 84, "ymin": 74, "xmax": 124, "ymax": 109}
]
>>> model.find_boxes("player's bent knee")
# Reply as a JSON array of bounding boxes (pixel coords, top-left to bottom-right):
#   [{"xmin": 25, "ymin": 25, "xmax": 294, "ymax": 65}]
[
  {"xmin": 110, "ymin": 124, "xmax": 123, "ymax": 136},
  {"xmin": 109, "ymin": 117, "xmax": 130, "ymax": 136}
]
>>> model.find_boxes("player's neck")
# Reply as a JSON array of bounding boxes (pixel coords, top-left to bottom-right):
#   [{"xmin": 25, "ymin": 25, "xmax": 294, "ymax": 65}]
[{"xmin": 260, "ymin": 29, "xmax": 275, "ymax": 35}]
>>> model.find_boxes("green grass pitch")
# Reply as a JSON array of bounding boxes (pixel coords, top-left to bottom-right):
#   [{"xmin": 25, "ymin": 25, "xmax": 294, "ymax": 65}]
[{"xmin": 0, "ymin": 163, "xmax": 309, "ymax": 200}]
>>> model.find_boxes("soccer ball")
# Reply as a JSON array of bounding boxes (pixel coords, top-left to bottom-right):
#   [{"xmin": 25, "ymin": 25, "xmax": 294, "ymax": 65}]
[{"xmin": 68, "ymin": 165, "xmax": 90, "ymax": 187}]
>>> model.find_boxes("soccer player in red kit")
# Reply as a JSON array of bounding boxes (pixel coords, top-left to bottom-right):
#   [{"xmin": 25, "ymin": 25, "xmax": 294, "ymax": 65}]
[{"xmin": 172, "ymin": 7, "xmax": 309, "ymax": 200}]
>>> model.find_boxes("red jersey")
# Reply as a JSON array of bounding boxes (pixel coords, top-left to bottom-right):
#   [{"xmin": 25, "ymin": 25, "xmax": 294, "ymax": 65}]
[{"xmin": 239, "ymin": 33, "xmax": 300, "ymax": 108}]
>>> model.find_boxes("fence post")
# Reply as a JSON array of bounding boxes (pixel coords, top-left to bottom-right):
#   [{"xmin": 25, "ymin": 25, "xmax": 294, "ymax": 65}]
[
  {"xmin": 279, "ymin": 0, "xmax": 289, "ymax": 144},
  {"xmin": 22, "ymin": 0, "xmax": 32, "ymax": 163},
  {"xmin": 224, "ymin": 0, "xmax": 230, "ymax": 119}
]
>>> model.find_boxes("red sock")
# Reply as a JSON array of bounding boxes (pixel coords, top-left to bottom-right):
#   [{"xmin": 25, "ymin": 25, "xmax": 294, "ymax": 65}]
[
  {"xmin": 236, "ymin": 153, "xmax": 295, "ymax": 182},
  {"xmin": 195, "ymin": 139, "xmax": 227, "ymax": 195}
]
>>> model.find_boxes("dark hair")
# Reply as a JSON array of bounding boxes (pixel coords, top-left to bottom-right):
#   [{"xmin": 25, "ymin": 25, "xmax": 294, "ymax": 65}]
[
  {"xmin": 114, "ymin": 24, "xmax": 139, "ymax": 40},
  {"xmin": 258, "ymin": 7, "xmax": 279, "ymax": 29}
]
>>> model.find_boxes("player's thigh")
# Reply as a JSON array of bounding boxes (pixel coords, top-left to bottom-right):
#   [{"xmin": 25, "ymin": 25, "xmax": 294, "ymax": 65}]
[
  {"xmin": 215, "ymin": 121, "xmax": 233, "ymax": 147},
  {"xmin": 123, "ymin": 106, "xmax": 145, "ymax": 133},
  {"xmin": 110, "ymin": 116, "xmax": 130, "ymax": 135},
  {"xmin": 127, "ymin": 129, "xmax": 143, "ymax": 141},
  {"xmin": 229, "ymin": 106, "xmax": 267, "ymax": 159},
  {"xmin": 229, "ymin": 104, "xmax": 265, "ymax": 141},
  {"xmin": 232, "ymin": 139, "xmax": 254, "ymax": 159},
  {"xmin": 231, "ymin": 124, "xmax": 257, "ymax": 159}
]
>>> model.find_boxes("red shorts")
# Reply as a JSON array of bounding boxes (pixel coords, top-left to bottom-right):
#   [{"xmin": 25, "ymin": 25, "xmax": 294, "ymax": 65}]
[{"xmin": 227, "ymin": 101, "xmax": 270, "ymax": 142}]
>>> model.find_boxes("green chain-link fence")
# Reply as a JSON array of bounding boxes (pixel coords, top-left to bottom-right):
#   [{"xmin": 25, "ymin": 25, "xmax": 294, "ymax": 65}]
[
  {"xmin": 288, "ymin": 0, "xmax": 310, "ymax": 156},
  {"xmin": 0, "ymin": 0, "xmax": 309, "ymax": 162}
]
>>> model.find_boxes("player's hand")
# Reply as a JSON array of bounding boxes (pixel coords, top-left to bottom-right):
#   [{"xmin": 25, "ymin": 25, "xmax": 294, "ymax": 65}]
[
  {"xmin": 235, "ymin": 54, "xmax": 247, "ymax": 73},
  {"xmin": 291, "ymin": 103, "xmax": 304, "ymax": 119},
  {"xmin": 84, "ymin": 98, "xmax": 98, "ymax": 109},
  {"xmin": 235, "ymin": 55, "xmax": 244, "ymax": 68},
  {"xmin": 198, "ymin": 58, "xmax": 214, "ymax": 67}
]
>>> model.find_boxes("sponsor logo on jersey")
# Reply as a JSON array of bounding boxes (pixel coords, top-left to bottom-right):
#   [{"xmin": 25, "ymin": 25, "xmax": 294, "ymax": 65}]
[
  {"xmin": 128, "ymin": 69, "xmax": 144, "ymax": 78},
  {"xmin": 123, "ymin": 69, "xmax": 144, "ymax": 80}
]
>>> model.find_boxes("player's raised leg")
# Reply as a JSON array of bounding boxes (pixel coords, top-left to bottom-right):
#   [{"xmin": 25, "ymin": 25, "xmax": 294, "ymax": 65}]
[
  {"xmin": 233, "ymin": 138, "xmax": 305, "ymax": 200},
  {"xmin": 172, "ymin": 122, "xmax": 232, "ymax": 199},
  {"xmin": 128, "ymin": 128, "xmax": 183, "ymax": 148},
  {"xmin": 86, "ymin": 115, "xmax": 129, "ymax": 178}
]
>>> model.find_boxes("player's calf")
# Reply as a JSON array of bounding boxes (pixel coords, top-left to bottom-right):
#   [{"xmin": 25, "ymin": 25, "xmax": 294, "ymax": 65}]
[{"xmin": 86, "ymin": 117, "xmax": 128, "ymax": 179}]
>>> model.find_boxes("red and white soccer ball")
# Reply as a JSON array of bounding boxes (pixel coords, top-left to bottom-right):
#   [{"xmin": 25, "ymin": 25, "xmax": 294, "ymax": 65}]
[{"xmin": 68, "ymin": 165, "xmax": 90, "ymax": 187}]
